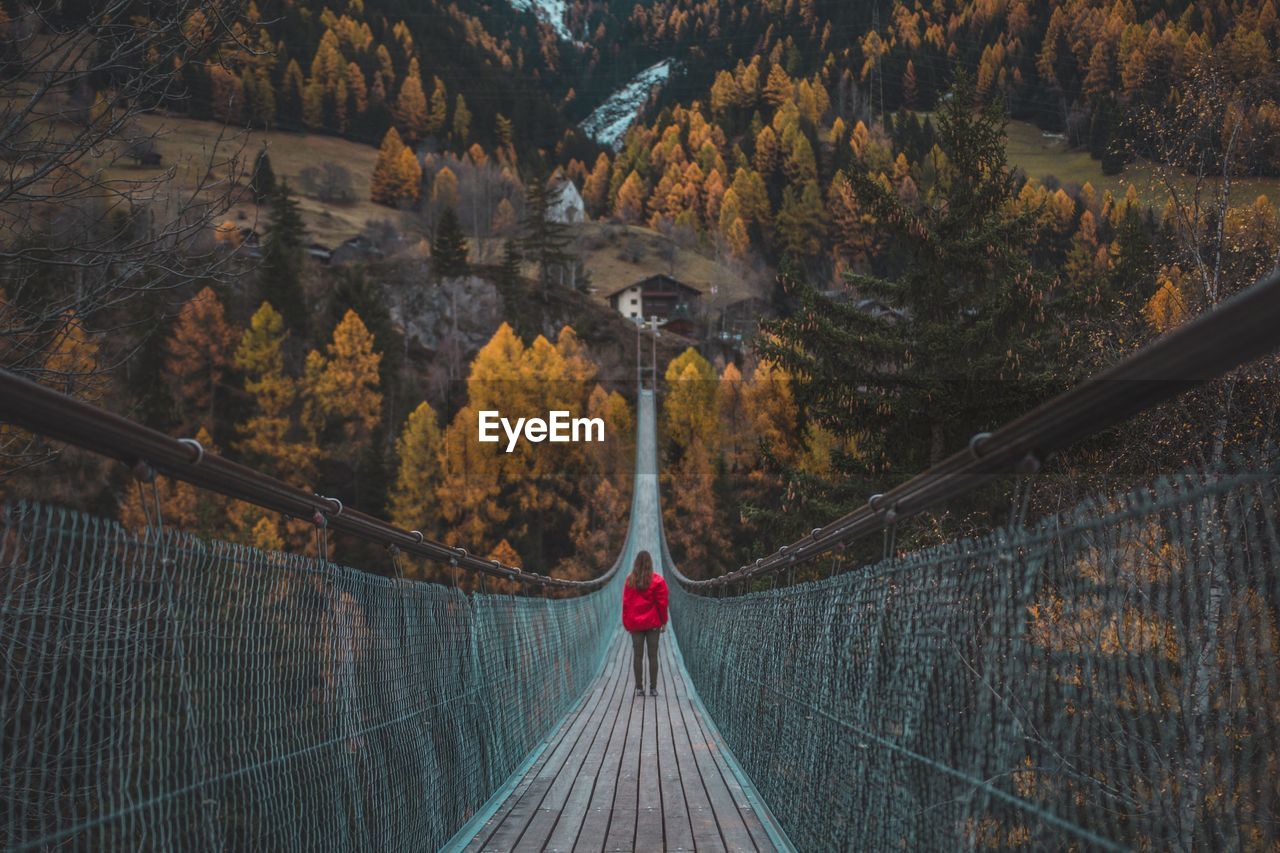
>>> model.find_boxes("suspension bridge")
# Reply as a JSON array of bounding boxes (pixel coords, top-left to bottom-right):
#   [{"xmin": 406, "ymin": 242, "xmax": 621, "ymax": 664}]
[{"xmin": 2, "ymin": 269, "xmax": 1280, "ymax": 851}]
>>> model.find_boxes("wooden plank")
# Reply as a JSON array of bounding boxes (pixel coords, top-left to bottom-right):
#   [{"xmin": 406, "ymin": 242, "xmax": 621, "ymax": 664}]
[
  {"xmin": 460, "ymin": 631, "xmax": 781, "ymax": 853},
  {"xmin": 571, "ymin": 638, "xmax": 642, "ymax": 852},
  {"xmin": 665, "ymin": 640, "xmax": 762, "ymax": 852},
  {"xmin": 600, "ymin": 643, "xmax": 646, "ymax": 853},
  {"xmin": 497, "ymin": 653, "xmax": 625, "ymax": 852},
  {"xmin": 468, "ymin": 635, "xmax": 622, "ymax": 852},
  {"xmin": 655, "ymin": 638, "xmax": 697, "ymax": 852},
  {"xmin": 465, "ymin": 735, "xmax": 561, "ymax": 852},
  {"xmin": 684, "ymin": 688, "xmax": 773, "ymax": 852},
  {"xmin": 661, "ymin": 640, "xmax": 732, "ymax": 853},
  {"xmin": 658, "ymin": 647, "xmax": 722, "ymax": 852},
  {"xmin": 515, "ymin": 639, "xmax": 631, "ymax": 852},
  {"xmin": 634, "ymin": 642, "xmax": 664, "ymax": 853},
  {"xmin": 545, "ymin": 635, "xmax": 634, "ymax": 845}
]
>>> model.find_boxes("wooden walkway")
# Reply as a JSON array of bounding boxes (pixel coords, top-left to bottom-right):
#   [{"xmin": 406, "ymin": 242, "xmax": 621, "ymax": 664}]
[{"xmin": 462, "ymin": 631, "xmax": 779, "ymax": 853}]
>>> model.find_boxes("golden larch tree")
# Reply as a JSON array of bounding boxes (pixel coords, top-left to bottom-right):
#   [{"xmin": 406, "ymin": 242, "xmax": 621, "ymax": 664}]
[
  {"xmin": 489, "ymin": 538, "xmax": 522, "ymax": 571},
  {"xmin": 303, "ymin": 309, "xmax": 383, "ymax": 454},
  {"xmin": 614, "ymin": 171, "xmax": 647, "ymax": 223},
  {"xmin": 583, "ymin": 152, "xmax": 611, "ymax": 217},
  {"xmin": 165, "ymin": 286, "xmax": 237, "ymax": 432},
  {"xmin": 389, "ymin": 400, "xmax": 444, "ymax": 537},
  {"xmin": 661, "ymin": 438, "xmax": 729, "ymax": 580},
  {"xmin": 371, "ymin": 127, "xmax": 421, "ymax": 206},
  {"xmin": 662, "ymin": 348, "xmax": 721, "ymax": 457},
  {"xmin": 438, "ymin": 404, "xmax": 510, "ymax": 554},
  {"xmin": 234, "ymin": 302, "xmax": 318, "ymax": 487},
  {"xmin": 740, "ymin": 359, "xmax": 800, "ymax": 485},
  {"xmin": 395, "ymin": 58, "xmax": 429, "ymax": 143}
]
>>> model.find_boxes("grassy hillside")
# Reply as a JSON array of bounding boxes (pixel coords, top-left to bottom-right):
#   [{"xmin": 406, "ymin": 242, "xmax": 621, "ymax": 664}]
[
  {"xmin": 569, "ymin": 222, "xmax": 770, "ymax": 310},
  {"xmin": 108, "ymin": 115, "xmax": 415, "ymax": 247},
  {"xmin": 1004, "ymin": 119, "xmax": 1280, "ymax": 206}
]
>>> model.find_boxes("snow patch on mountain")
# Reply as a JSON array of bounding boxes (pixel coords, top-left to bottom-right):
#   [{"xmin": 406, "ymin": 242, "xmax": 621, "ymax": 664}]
[
  {"xmin": 508, "ymin": 0, "xmax": 572, "ymax": 41},
  {"xmin": 579, "ymin": 61, "xmax": 672, "ymax": 150}
]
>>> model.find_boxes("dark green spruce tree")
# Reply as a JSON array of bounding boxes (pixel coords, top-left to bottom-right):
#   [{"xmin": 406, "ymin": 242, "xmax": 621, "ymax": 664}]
[
  {"xmin": 497, "ymin": 239, "xmax": 522, "ymax": 290},
  {"xmin": 763, "ymin": 73, "xmax": 1061, "ymax": 532},
  {"xmin": 259, "ymin": 179, "xmax": 307, "ymax": 333},
  {"xmin": 432, "ymin": 207, "xmax": 470, "ymax": 279},
  {"xmin": 251, "ymin": 146, "xmax": 276, "ymax": 203},
  {"xmin": 516, "ymin": 172, "xmax": 572, "ymax": 297}
]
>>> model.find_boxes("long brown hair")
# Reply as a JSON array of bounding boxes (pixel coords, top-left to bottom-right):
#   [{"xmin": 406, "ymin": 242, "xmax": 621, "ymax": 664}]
[{"xmin": 627, "ymin": 550, "xmax": 654, "ymax": 590}]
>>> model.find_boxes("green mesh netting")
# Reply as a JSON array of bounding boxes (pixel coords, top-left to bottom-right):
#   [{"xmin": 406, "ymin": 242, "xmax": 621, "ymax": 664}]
[
  {"xmin": 667, "ymin": 451, "xmax": 1280, "ymax": 851},
  {"xmin": 0, "ymin": 501, "xmax": 624, "ymax": 850}
]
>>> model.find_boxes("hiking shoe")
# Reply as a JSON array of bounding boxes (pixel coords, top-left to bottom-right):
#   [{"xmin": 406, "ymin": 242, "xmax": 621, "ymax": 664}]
[
  {"xmin": 635, "ymin": 686, "xmax": 645, "ymax": 697},
  {"xmin": 649, "ymin": 687, "xmax": 658, "ymax": 697}
]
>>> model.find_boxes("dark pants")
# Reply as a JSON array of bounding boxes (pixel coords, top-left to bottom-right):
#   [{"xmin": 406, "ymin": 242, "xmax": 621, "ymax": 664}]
[{"xmin": 630, "ymin": 629, "xmax": 659, "ymax": 689}]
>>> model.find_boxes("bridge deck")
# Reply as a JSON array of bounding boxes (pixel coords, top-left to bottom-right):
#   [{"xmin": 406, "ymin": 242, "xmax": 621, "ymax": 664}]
[{"xmin": 462, "ymin": 631, "xmax": 777, "ymax": 853}]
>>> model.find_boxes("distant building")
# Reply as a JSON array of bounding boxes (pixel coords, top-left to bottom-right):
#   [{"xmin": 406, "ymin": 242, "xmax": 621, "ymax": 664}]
[
  {"xmin": 606, "ymin": 274, "xmax": 702, "ymax": 322},
  {"xmin": 663, "ymin": 316, "xmax": 704, "ymax": 340},
  {"xmin": 718, "ymin": 296, "xmax": 773, "ymax": 343},
  {"xmin": 548, "ymin": 174, "xmax": 586, "ymax": 224}
]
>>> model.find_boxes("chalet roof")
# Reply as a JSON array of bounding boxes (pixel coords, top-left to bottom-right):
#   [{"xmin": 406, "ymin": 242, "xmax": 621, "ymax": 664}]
[{"xmin": 603, "ymin": 273, "xmax": 701, "ymax": 300}]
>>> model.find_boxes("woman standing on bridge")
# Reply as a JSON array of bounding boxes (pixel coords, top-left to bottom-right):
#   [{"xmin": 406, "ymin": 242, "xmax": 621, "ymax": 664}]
[{"xmin": 622, "ymin": 550, "xmax": 668, "ymax": 697}]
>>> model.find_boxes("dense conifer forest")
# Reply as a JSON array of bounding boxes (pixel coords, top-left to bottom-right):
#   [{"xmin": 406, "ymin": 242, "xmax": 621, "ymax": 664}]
[{"xmin": 2, "ymin": 0, "xmax": 1277, "ymax": 578}]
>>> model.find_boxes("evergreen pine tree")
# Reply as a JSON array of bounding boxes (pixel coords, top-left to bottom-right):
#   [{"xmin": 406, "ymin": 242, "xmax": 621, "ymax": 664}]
[
  {"xmin": 432, "ymin": 207, "xmax": 469, "ymax": 278},
  {"xmin": 763, "ymin": 73, "xmax": 1059, "ymax": 514},
  {"xmin": 260, "ymin": 180, "xmax": 307, "ymax": 333},
  {"xmin": 251, "ymin": 146, "xmax": 276, "ymax": 203},
  {"xmin": 516, "ymin": 172, "xmax": 572, "ymax": 297},
  {"xmin": 497, "ymin": 240, "xmax": 522, "ymax": 289}
]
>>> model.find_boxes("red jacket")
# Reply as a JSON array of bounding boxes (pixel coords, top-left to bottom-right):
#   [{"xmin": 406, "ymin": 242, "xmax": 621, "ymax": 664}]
[{"xmin": 622, "ymin": 574, "xmax": 668, "ymax": 632}]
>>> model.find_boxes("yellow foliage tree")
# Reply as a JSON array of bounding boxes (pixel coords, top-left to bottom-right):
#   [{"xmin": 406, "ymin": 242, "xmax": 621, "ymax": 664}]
[
  {"xmin": 741, "ymin": 359, "xmax": 800, "ymax": 477},
  {"xmin": 489, "ymin": 538, "xmax": 522, "ymax": 570},
  {"xmin": 559, "ymin": 477, "xmax": 627, "ymax": 582},
  {"xmin": 661, "ymin": 438, "xmax": 729, "ymax": 579},
  {"xmin": 718, "ymin": 362, "xmax": 748, "ymax": 473},
  {"xmin": 431, "ymin": 165, "xmax": 459, "ymax": 210},
  {"xmin": 389, "ymin": 401, "xmax": 443, "ymax": 537},
  {"xmin": 615, "ymin": 171, "xmax": 647, "ymax": 223},
  {"xmin": 439, "ymin": 404, "xmax": 509, "ymax": 553},
  {"xmin": 371, "ymin": 127, "xmax": 420, "ymax": 206},
  {"xmin": 583, "ymin": 153, "xmax": 610, "ymax": 217},
  {"xmin": 584, "ymin": 384, "xmax": 634, "ymax": 488},
  {"xmin": 234, "ymin": 302, "xmax": 317, "ymax": 487},
  {"xmin": 248, "ymin": 515, "xmax": 285, "ymax": 552},
  {"xmin": 395, "ymin": 57, "xmax": 429, "ymax": 142},
  {"xmin": 1144, "ymin": 267, "xmax": 1190, "ymax": 333},
  {"xmin": 725, "ymin": 216, "xmax": 750, "ymax": 257},
  {"xmin": 303, "ymin": 309, "xmax": 383, "ymax": 454},
  {"xmin": 663, "ymin": 348, "xmax": 720, "ymax": 456},
  {"xmin": 165, "ymin": 286, "xmax": 237, "ymax": 432}
]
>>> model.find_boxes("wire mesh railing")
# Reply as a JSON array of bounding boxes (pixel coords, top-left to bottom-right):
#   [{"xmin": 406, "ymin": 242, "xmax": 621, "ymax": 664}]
[
  {"xmin": 667, "ymin": 447, "xmax": 1280, "ymax": 850},
  {"xmin": 0, "ymin": 501, "xmax": 625, "ymax": 850},
  {"xmin": 657, "ymin": 269, "xmax": 1280, "ymax": 849}
]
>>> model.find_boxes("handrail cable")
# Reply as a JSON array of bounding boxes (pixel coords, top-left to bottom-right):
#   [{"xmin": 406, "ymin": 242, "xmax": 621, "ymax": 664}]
[
  {"xmin": 674, "ymin": 267, "xmax": 1280, "ymax": 592},
  {"xmin": 0, "ymin": 369, "xmax": 618, "ymax": 594}
]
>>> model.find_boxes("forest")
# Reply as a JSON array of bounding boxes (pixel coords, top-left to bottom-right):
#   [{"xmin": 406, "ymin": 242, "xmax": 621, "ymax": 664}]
[{"xmin": 1, "ymin": 0, "xmax": 1278, "ymax": 580}]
